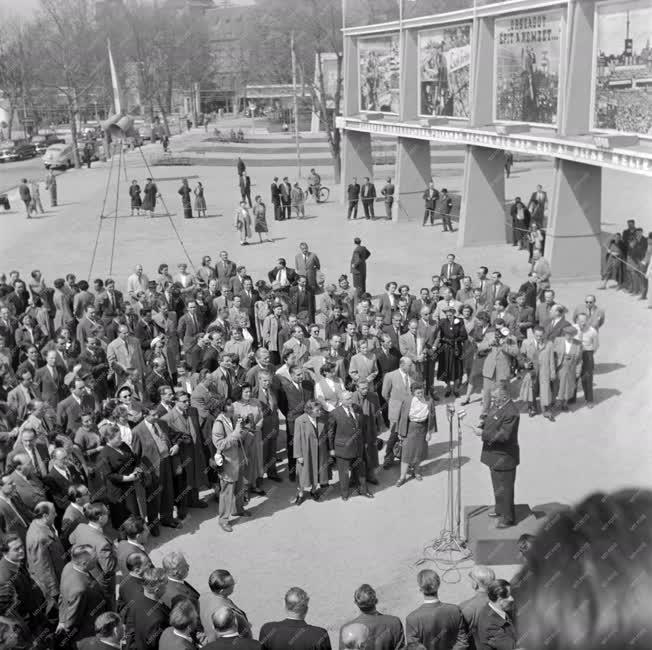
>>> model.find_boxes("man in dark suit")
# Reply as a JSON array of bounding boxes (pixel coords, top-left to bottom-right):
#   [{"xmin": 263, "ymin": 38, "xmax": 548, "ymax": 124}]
[
  {"xmin": 177, "ymin": 301, "xmax": 202, "ymax": 371},
  {"xmin": 77, "ymin": 612, "xmax": 124, "ymax": 650},
  {"xmin": 125, "ymin": 567, "xmax": 170, "ymax": 650},
  {"xmin": 118, "ymin": 551, "xmax": 151, "ymax": 617},
  {"xmin": 8, "ymin": 454, "xmax": 47, "ymax": 511},
  {"xmin": 267, "ymin": 259, "xmax": 298, "ymax": 290},
  {"xmin": 350, "ymin": 238, "xmax": 371, "ymax": 295},
  {"xmin": 132, "ymin": 412, "xmax": 181, "ymax": 535},
  {"xmin": 476, "ymin": 580, "xmax": 517, "ymax": 650},
  {"xmin": 0, "ymin": 533, "xmax": 47, "ymax": 634},
  {"xmin": 423, "ymin": 181, "xmax": 440, "ymax": 226},
  {"xmin": 61, "ymin": 484, "xmax": 89, "ymax": 547},
  {"xmin": 478, "ymin": 387, "xmax": 520, "ymax": 528},
  {"xmin": 379, "ymin": 176, "xmax": 395, "ymax": 221},
  {"xmin": 341, "ymin": 584, "xmax": 404, "ymax": 650},
  {"xmin": 96, "ymin": 279, "xmax": 124, "ymax": 323},
  {"xmin": 68, "ymin": 503, "xmax": 117, "ymax": 607},
  {"xmin": 543, "ymin": 304, "xmax": 571, "ymax": 342},
  {"xmin": 271, "ymin": 177, "xmax": 282, "ymax": 221},
  {"xmin": 34, "ymin": 350, "xmax": 65, "ymax": 408},
  {"xmin": 527, "ymin": 184, "xmax": 547, "ymax": 227},
  {"xmin": 459, "ymin": 565, "xmax": 496, "ymax": 650},
  {"xmin": 205, "ymin": 606, "xmax": 261, "ymax": 650},
  {"xmin": 327, "ymin": 391, "xmax": 373, "ymax": 501},
  {"xmin": 289, "ymin": 276, "xmax": 315, "ymax": 322},
  {"xmin": 216, "ymin": 251, "xmax": 237, "ymax": 284},
  {"xmin": 56, "ymin": 376, "xmax": 95, "ymax": 435},
  {"xmin": 161, "ymin": 551, "xmax": 200, "ymax": 611},
  {"xmin": 0, "ymin": 475, "xmax": 33, "ymax": 542},
  {"xmin": 229, "ymin": 266, "xmax": 248, "ymax": 296},
  {"xmin": 238, "ymin": 277, "xmax": 260, "ymax": 343},
  {"xmin": 159, "ymin": 599, "xmax": 201, "ymax": 649},
  {"xmin": 383, "ymin": 313, "xmax": 405, "ymax": 353},
  {"xmin": 259, "ymin": 587, "xmax": 330, "ymax": 650},
  {"xmin": 440, "ymin": 254, "xmax": 465, "ymax": 296},
  {"xmin": 347, "ymin": 177, "xmax": 360, "ymax": 220},
  {"xmin": 57, "ymin": 544, "xmax": 108, "ymax": 645},
  {"xmin": 360, "ymin": 177, "xmax": 376, "ymax": 220},
  {"xmin": 43, "ymin": 448, "xmax": 83, "ymax": 523},
  {"xmin": 257, "ymin": 371, "xmax": 281, "ymax": 482},
  {"xmin": 279, "ymin": 366, "xmax": 313, "ymax": 482},
  {"xmin": 161, "ymin": 389, "xmax": 208, "ymax": 511},
  {"xmin": 280, "ymin": 177, "xmax": 292, "ymax": 220},
  {"xmin": 509, "ymin": 197, "xmax": 530, "ymax": 248},
  {"xmin": 405, "ymin": 569, "xmax": 468, "ymax": 649}
]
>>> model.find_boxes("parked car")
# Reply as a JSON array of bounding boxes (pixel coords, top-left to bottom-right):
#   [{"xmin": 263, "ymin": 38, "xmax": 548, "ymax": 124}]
[
  {"xmin": 0, "ymin": 139, "xmax": 37, "ymax": 163},
  {"xmin": 42, "ymin": 143, "xmax": 75, "ymax": 169},
  {"xmin": 32, "ymin": 133, "xmax": 66, "ymax": 155}
]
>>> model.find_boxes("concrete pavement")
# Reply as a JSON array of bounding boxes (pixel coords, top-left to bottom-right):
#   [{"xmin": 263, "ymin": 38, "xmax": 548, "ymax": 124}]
[{"xmin": 0, "ymin": 126, "xmax": 650, "ymax": 643}]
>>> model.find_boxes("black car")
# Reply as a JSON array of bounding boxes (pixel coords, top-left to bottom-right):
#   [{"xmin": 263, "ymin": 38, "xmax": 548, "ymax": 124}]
[
  {"xmin": 32, "ymin": 133, "xmax": 66, "ymax": 155},
  {"xmin": 0, "ymin": 139, "xmax": 37, "ymax": 162}
]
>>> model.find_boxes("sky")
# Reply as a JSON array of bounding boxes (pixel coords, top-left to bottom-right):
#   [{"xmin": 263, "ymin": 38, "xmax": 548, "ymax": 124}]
[{"xmin": 0, "ymin": 0, "xmax": 40, "ymax": 19}]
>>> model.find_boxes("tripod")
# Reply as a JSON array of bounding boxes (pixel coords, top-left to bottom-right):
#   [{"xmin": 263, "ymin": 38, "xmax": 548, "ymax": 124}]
[{"xmin": 424, "ymin": 403, "xmax": 472, "ymax": 560}]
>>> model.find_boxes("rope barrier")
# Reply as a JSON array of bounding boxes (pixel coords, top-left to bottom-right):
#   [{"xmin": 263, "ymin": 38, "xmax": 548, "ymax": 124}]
[{"xmin": 136, "ymin": 145, "xmax": 197, "ymax": 273}]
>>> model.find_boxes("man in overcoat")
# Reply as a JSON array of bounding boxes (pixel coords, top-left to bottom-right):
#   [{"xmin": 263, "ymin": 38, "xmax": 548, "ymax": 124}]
[{"xmin": 477, "ymin": 387, "xmax": 520, "ymax": 528}]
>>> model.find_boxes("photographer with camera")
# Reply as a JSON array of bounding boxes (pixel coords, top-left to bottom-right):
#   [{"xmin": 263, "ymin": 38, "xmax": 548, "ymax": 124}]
[
  {"xmin": 233, "ymin": 384, "xmax": 265, "ymax": 497},
  {"xmin": 212, "ymin": 400, "xmax": 251, "ymax": 532},
  {"xmin": 477, "ymin": 321, "xmax": 519, "ymax": 429}
]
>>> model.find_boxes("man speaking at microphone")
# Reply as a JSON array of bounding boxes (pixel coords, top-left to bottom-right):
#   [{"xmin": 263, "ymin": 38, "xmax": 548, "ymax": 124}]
[{"xmin": 477, "ymin": 386, "xmax": 520, "ymax": 529}]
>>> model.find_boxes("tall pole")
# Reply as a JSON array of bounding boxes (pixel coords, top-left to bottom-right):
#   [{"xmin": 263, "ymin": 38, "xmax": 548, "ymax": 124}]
[{"xmin": 291, "ymin": 30, "xmax": 302, "ymax": 178}]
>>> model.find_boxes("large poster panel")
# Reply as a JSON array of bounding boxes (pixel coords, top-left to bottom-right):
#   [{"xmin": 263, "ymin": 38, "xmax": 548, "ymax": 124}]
[
  {"xmin": 359, "ymin": 34, "xmax": 400, "ymax": 113},
  {"xmin": 593, "ymin": 0, "xmax": 652, "ymax": 135},
  {"xmin": 418, "ymin": 24, "xmax": 472, "ymax": 118},
  {"xmin": 494, "ymin": 10, "xmax": 563, "ymax": 125}
]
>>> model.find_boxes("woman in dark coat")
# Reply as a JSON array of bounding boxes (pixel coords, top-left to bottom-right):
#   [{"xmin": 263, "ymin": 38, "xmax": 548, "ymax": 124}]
[
  {"xmin": 395, "ymin": 383, "xmax": 437, "ymax": 486},
  {"xmin": 142, "ymin": 178, "xmax": 158, "ymax": 217},
  {"xmin": 253, "ymin": 195, "xmax": 270, "ymax": 243},
  {"xmin": 179, "ymin": 178, "xmax": 193, "ymax": 219},
  {"xmin": 129, "ymin": 180, "xmax": 142, "ymax": 216},
  {"xmin": 436, "ymin": 306, "xmax": 468, "ymax": 397},
  {"xmin": 97, "ymin": 423, "xmax": 142, "ymax": 529}
]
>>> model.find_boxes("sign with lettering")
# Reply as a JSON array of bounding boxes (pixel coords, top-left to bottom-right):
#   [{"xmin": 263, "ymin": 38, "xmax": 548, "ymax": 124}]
[{"xmin": 494, "ymin": 9, "xmax": 564, "ymax": 125}]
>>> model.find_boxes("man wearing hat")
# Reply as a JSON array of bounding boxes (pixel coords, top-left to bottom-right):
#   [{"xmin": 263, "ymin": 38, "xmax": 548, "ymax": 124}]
[{"xmin": 477, "ymin": 386, "xmax": 520, "ymax": 528}]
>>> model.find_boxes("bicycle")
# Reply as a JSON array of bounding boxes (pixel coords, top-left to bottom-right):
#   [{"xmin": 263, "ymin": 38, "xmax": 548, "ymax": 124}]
[{"xmin": 310, "ymin": 185, "xmax": 330, "ymax": 203}]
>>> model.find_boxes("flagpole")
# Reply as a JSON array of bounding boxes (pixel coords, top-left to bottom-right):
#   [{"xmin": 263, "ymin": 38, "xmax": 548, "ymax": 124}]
[{"xmin": 291, "ymin": 30, "xmax": 302, "ymax": 178}]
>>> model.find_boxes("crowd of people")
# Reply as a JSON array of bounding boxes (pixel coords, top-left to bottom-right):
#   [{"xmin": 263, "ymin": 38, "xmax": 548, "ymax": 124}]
[{"xmin": 0, "ymin": 482, "xmax": 648, "ymax": 650}]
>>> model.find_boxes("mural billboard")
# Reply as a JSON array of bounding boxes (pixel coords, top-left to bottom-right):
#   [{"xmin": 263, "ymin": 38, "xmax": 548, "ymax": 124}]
[
  {"xmin": 494, "ymin": 9, "xmax": 563, "ymax": 125},
  {"xmin": 593, "ymin": 0, "xmax": 652, "ymax": 135},
  {"xmin": 418, "ymin": 24, "xmax": 472, "ymax": 118},
  {"xmin": 359, "ymin": 34, "xmax": 400, "ymax": 113}
]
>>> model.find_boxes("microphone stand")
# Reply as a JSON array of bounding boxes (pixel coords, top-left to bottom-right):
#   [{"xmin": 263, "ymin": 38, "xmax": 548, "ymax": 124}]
[{"xmin": 426, "ymin": 404, "xmax": 470, "ymax": 558}]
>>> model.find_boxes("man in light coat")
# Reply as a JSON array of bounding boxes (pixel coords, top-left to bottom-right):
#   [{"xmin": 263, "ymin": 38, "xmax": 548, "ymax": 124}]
[
  {"xmin": 381, "ymin": 357, "xmax": 414, "ymax": 468},
  {"xmin": 294, "ymin": 242, "xmax": 321, "ymax": 292}
]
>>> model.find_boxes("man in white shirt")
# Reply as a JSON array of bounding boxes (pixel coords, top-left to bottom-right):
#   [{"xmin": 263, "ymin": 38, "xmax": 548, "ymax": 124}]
[
  {"xmin": 574, "ymin": 313, "xmax": 598, "ymax": 408},
  {"xmin": 126, "ymin": 264, "xmax": 149, "ymax": 300}
]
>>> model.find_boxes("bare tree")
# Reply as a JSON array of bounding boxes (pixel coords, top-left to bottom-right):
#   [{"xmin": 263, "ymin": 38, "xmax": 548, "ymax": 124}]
[{"xmin": 34, "ymin": 0, "xmax": 105, "ymax": 167}]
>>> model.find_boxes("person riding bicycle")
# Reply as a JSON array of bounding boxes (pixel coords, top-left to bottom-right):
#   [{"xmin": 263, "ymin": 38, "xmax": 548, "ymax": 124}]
[{"xmin": 308, "ymin": 168, "xmax": 321, "ymax": 197}]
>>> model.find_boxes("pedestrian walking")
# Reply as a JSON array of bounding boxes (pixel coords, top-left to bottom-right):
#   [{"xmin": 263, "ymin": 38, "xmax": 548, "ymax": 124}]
[
  {"xmin": 142, "ymin": 178, "xmax": 159, "ymax": 218},
  {"xmin": 237, "ymin": 157, "xmax": 246, "ymax": 177},
  {"xmin": 235, "ymin": 201, "xmax": 252, "ymax": 245},
  {"xmin": 129, "ymin": 180, "xmax": 142, "ymax": 216},
  {"xmin": 240, "ymin": 173, "xmax": 252, "ymax": 207},
  {"xmin": 179, "ymin": 178, "xmax": 193, "ymax": 219},
  {"xmin": 162, "ymin": 135, "xmax": 169, "ymax": 152},
  {"xmin": 30, "ymin": 180, "xmax": 45, "ymax": 215},
  {"xmin": 18, "ymin": 179, "xmax": 32, "ymax": 218},
  {"xmin": 253, "ymin": 195, "xmax": 271, "ymax": 243},
  {"xmin": 291, "ymin": 182, "xmax": 305, "ymax": 219},
  {"xmin": 82, "ymin": 142, "xmax": 93, "ymax": 168},
  {"xmin": 194, "ymin": 182, "xmax": 207, "ymax": 218},
  {"xmin": 45, "ymin": 170, "xmax": 57, "ymax": 207}
]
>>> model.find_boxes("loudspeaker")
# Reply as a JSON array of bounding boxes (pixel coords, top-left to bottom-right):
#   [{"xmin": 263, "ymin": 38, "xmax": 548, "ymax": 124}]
[{"xmin": 101, "ymin": 113, "xmax": 138, "ymax": 139}]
